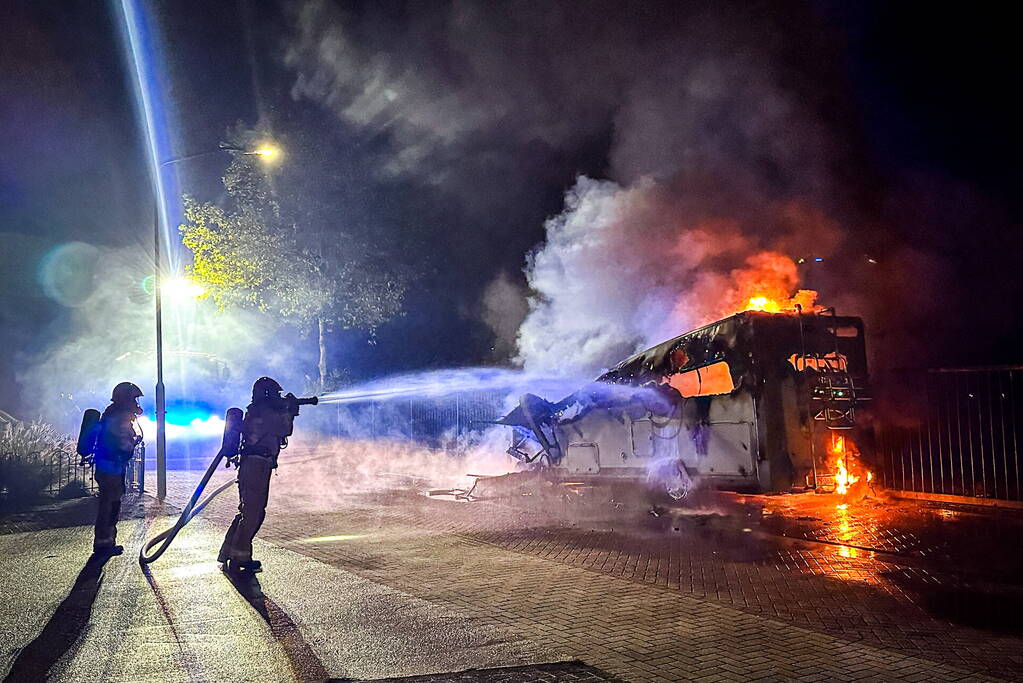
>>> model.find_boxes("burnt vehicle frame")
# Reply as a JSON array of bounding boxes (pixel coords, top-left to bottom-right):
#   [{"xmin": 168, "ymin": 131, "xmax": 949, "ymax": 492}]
[{"xmin": 502, "ymin": 309, "xmax": 871, "ymax": 494}]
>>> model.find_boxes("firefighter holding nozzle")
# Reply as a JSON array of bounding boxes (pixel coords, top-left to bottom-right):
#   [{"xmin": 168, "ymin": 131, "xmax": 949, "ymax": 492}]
[
  {"xmin": 218, "ymin": 377, "xmax": 317, "ymax": 574},
  {"xmin": 93, "ymin": 382, "xmax": 145, "ymax": 556}
]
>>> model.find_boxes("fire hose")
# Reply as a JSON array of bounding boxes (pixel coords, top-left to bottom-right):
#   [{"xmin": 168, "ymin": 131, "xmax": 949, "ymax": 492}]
[{"xmin": 138, "ymin": 407, "xmax": 243, "ymax": 565}]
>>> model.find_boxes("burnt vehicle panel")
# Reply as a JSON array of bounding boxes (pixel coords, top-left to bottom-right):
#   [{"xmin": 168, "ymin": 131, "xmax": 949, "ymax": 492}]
[{"xmin": 502, "ymin": 309, "xmax": 871, "ymax": 495}]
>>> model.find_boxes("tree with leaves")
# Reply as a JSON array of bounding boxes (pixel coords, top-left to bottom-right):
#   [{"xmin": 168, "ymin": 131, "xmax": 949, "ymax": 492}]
[{"xmin": 180, "ymin": 123, "xmax": 406, "ymax": 391}]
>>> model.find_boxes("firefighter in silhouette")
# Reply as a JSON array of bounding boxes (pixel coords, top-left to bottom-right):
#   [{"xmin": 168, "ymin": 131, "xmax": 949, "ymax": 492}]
[
  {"xmin": 218, "ymin": 377, "xmax": 311, "ymax": 574},
  {"xmin": 93, "ymin": 382, "xmax": 144, "ymax": 555}
]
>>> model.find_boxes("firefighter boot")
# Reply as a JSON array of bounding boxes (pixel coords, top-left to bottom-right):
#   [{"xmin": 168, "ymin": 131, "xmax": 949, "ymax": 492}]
[
  {"xmin": 93, "ymin": 543, "xmax": 124, "ymax": 557},
  {"xmin": 224, "ymin": 558, "xmax": 262, "ymax": 574}
]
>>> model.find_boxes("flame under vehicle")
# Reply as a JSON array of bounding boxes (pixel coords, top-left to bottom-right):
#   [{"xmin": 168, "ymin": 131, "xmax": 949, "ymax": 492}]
[{"xmin": 501, "ymin": 309, "xmax": 871, "ymax": 495}]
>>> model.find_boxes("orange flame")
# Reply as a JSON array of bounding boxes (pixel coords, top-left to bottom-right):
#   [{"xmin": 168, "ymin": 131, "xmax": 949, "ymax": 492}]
[
  {"xmin": 746, "ymin": 296, "xmax": 781, "ymax": 313},
  {"xmin": 743, "ymin": 289, "xmax": 820, "ymax": 315},
  {"xmin": 827, "ymin": 434, "xmax": 871, "ymax": 495},
  {"xmin": 835, "ymin": 456, "xmax": 859, "ymax": 495}
]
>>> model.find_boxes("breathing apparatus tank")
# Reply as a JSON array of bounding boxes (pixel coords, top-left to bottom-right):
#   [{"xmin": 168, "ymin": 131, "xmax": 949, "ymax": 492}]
[
  {"xmin": 76, "ymin": 409, "xmax": 102, "ymax": 466},
  {"xmin": 220, "ymin": 406, "xmax": 244, "ymax": 462}
]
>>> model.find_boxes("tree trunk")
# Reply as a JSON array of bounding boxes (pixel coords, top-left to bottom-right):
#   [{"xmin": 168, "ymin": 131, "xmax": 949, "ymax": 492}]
[{"xmin": 317, "ymin": 317, "xmax": 328, "ymax": 391}]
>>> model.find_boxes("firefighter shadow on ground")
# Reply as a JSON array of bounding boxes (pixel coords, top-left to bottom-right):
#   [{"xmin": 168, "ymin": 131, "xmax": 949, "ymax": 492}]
[
  {"xmin": 3, "ymin": 552, "xmax": 113, "ymax": 682},
  {"xmin": 224, "ymin": 570, "xmax": 330, "ymax": 681}
]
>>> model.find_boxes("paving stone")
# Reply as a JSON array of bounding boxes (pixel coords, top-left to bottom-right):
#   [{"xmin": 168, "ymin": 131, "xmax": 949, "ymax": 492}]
[
  {"xmin": 336, "ymin": 660, "xmax": 625, "ymax": 682},
  {"xmin": 157, "ymin": 470, "xmax": 1023, "ymax": 681}
]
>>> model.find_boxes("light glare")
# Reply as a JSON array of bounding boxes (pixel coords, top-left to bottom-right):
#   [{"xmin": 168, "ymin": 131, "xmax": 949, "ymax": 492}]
[
  {"xmin": 137, "ymin": 414, "xmax": 224, "ymax": 440},
  {"xmin": 253, "ymin": 145, "xmax": 281, "ymax": 161},
  {"xmin": 161, "ymin": 276, "xmax": 206, "ymax": 301},
  {"xmin": 299, "ymin": 534, "xmax": 370, "ymax": 543}
]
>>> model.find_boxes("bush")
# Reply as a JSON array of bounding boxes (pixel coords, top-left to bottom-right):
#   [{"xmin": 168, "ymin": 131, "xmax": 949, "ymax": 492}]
[
  {"xmin": 0, "ymin": 457, "xmax": 52, "ymax": 509},
  {"xmin": 0, "ymin": 420, "xmax": 77, "ymax": 511},
  {"xmin": 58, "ymin": 479, "xmax": 90, "ymax": 500}
]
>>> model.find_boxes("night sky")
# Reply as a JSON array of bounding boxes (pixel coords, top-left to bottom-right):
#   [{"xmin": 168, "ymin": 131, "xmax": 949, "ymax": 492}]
[{"xmin": 1, "ymin": 0, "xmax": 1020, "ymax": 417}]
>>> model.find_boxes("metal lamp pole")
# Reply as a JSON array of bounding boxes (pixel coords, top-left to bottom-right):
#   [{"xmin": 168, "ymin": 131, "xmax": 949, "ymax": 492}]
[
  {"xmin": 154, "ymin": 198, "xmax": 167, "ymax": 499},
  {"xmin": 152, "ymin": 144, "xmax": 281, "ymax": 499}
]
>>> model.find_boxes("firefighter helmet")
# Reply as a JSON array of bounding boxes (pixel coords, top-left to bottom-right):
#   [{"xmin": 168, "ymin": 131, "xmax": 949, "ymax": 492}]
[
  {"xmin": 252, "ymin": 376, "xmax": 283, "ymax": 401},
  {"xmin": 111, "ymin": 382, "xmax": 144, "ymax": 404}
]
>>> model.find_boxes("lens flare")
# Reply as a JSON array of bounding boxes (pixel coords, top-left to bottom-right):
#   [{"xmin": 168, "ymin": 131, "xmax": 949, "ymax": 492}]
[{"xmin": 38, "ymin": 242, "xmax": 101, "ymax": 307}]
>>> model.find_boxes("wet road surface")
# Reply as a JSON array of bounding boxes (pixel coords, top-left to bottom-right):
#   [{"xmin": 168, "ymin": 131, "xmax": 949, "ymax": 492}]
[
  {"xmin": 0, "ymin": 508, "xmax": 554, "ymax": 681},
  {"xmin": 4, "ymin": 458, "xmax": 1023, "ymax": 681},
  {"xmin": 179, "ymin": 463, "xmax": 1023, "ymax": 679}
]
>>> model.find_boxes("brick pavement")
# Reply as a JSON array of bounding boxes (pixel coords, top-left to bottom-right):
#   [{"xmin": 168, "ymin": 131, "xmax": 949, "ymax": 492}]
[
  {"xmin": 755, "ymin": 493, "xmax": 1023, "ymax": 573},
  {"xmin": 340, "ymin": 661, "xmax": 625, "ymax": 682},
  {"xmin": 1, "ymin": 515, "xmax": 564, "ymax": 681},
  {"xmin": 163, "ymin": 469, "xmax": 1022, "ymax": 681}
]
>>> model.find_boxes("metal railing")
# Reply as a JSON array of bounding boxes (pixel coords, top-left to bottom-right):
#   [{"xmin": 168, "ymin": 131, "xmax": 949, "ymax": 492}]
[
  {"xmin": 1, "ymin": 444, "xmax": 144, "ymax": 506},
  {"xmin": 46, "ymin": 450, "xmax": 98, "ymax": 496},
  {"xmin": 48, "ymin": 452, "xmax": 145, "ymax": 496},
  {"xmin": 875, "ymin": 367, "xmax": 1023, "ymax": 501}
]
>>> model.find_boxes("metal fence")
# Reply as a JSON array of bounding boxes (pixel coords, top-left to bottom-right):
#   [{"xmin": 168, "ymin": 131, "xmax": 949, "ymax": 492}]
[
  {"xmin": 330, "ymin": 391, "xmax": 510, "ymax": 452},
  {"xmin": 47, "ymin": 449, "xmax": 145, "ymax": 496},
  {"xmin": 2, "ymin": 438, "xmax": 144, "ymax": 505},
  {"xmin": 45, "ymin": 450, "xmax": 98, "ymax": 496},
  {"xmin": 42, "ymin": 449, "xmax": 146, "ymax": 497},
  {"xmin": 0, "ymin": 448, "xmax": 97, "ymax": 503},
  {"xmin": 875, "ymin": 367, "xmax": 1023, "ymax": 501}
]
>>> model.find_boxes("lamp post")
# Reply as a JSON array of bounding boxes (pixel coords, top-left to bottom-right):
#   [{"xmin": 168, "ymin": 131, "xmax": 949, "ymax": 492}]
[{"xmin": 152, "ymin": 143, "xmax": 281, "ymax": 499}]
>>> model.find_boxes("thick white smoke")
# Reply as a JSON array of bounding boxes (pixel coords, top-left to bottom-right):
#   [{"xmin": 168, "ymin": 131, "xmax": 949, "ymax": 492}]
[
  {"xmin": 517, "ymin": 179, "xmax": 844, "ymax": 375},
  {"xmin": 481, "ymin": 271, "xmax": 529, "ymax": 358}
]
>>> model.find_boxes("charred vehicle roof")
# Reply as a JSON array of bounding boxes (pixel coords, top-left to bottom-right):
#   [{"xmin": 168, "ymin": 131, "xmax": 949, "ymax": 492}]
[{"xmin": 596, "ymin": 310, "xmax": 867, "ymax": 389}]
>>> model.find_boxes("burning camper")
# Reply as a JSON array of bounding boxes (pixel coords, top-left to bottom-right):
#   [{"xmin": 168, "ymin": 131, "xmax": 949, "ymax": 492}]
[{"xmin": 500, "ymin": 308, "xmax": 872, "ymax": 496}]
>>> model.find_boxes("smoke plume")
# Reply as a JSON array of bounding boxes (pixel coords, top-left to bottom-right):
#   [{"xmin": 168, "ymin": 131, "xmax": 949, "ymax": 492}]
[
  {"xmin": 481, "ymin": 271, "xmax": 529, "ymax": 358},
  {"xmin": 515, "ymin": 8, "xmax": 852, "ymax": 374},
  {"xmin": 518, "ymin": 181, "xmax": 845, "ymax": 374},
  {"xmin": 284, "ymin": 1, "xmax": 862, "ymax": 376}
]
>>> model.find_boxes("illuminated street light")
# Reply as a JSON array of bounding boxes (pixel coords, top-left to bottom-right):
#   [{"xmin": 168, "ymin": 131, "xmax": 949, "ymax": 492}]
[
  {"xmin": 151, "ymin": 141, "xmax": 282, "ymax": 499},
  {"xmin": 221, "ymin": 142, "xmax": 282, "ymax": 162},
  {"xmin": 248, "ymin": 145, "xmax": 281, "ymax": 161},
  {"xmin": 161, "ymin": 275, "xmax": 206, "ymax": 301}
]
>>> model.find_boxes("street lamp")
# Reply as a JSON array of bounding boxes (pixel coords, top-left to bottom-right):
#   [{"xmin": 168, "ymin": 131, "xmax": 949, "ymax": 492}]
[
  {"xmin": 152, "ymin": 142, "xmax": 280, "ymax": 499},
  {"xmin": 250, "ymin": 145, "xmax": 281, "ymax": 161},
  {"xmin": 161, "ymin": 275, "xmax": 206, "ymax": 301}
]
